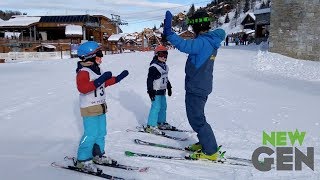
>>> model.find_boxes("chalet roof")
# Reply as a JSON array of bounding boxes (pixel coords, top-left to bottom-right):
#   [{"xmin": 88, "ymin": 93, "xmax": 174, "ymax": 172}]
[
  {"xmin": 39, "ymin": 15, "xmax": 99, "ymax": 23},
  {"xmin": 255, "ymin": 8, "xmax": 271, "ymax": 25},
  {"xmin": 124, "ymin": 35, "xmax": 136, "ymax": 40},
  {"xmin": 0, "ymin": 16, "xmax": 41, "ymax": 27},
  {"xmin": 241, "ymin": 13, "xmax": 256, "ymax": 25},
  {"xmin": 254, "ymin": 8, "xmax": 271, "ymax": 15},
  {"xmin": 178, "ymin": 30, "xmax": 194, "ymax": 35},
  {"xmin": 108, "ymin": 34, "xmax": 125, "ymax": 41}
]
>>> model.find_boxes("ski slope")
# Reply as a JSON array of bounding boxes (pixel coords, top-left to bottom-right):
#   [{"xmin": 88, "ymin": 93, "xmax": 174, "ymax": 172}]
[{"xmin": 0, "ymin": 45, "xmax": 319, "ymax": 180}]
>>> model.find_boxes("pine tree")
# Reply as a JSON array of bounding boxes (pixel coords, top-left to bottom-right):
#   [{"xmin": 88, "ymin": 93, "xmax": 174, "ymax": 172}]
[
  {"xmin": 250, "ymin": 0, "xmax": 256, "ymax": 9},
  {"xmin": 187, "ymin": 4, "xmax": 195, "ymax": 17},
  {"xmin": 225, "ymin": 13, "xmax": 230, "ymax": 23},
  {"xmin": 153, "ymin": 25, "xmax": 157, "ymax": 31},
  {"xmin": 233, "ymin": 9, "xmax": 239, "ymax": 19},
  {"xmin": 243, "ymin": 0, "xmax": 250, "ymax": 13},
  {"xmin": 260, "ymin": 1, "xmax": 267, "ymax": 9},
  {"xmin": 267, "ymin": 0, "xmax": 271, "ymax": 7}
]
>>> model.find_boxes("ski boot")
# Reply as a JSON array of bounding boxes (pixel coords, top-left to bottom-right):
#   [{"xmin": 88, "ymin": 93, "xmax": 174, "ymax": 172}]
[
  {"xmin": 75, "ymin": 160, "xmax": 102, "ymax": 174},
  {"xmin": 158, "ymin": 122, "xmax": 176, "ymax": 130},
  {"xmin": 93, "ymin": 155, "xmax": 117, "ymax": 165},
  {"xmin": 185, "ymin": 142, "xmax": 202, "ymax": 152},
  {"xmin": 189, "ymin": 150, "xmax": 219, "ymax": 161},
  {"xmin": 145, "ymin": 125, "xmax": 164, "ymax": 135}
]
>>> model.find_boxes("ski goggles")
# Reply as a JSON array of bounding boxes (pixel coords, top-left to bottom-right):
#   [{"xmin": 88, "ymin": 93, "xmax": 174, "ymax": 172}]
[
  {"xmin": 187, "ymin": 17, "xmax": 211, "ymax": 25},
  {"xmin": 157, "ymin": 51, "xmax": 168, "ymax": 58}
]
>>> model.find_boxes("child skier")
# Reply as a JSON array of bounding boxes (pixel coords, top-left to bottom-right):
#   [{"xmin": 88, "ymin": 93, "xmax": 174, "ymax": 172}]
[
  {"xmin": 146, "ymin": 45, "xmax": 174, "ymax": 134},
  {"xmin": 75, "ymin": 41, "xmax": 129, "ymax": 173},
  {"xmin": 163, "ymin": 10, "xmax": 226, "ymax": 161}
]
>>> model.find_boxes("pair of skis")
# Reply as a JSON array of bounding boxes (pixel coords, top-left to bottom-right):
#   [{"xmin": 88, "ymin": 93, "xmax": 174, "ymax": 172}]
[
  {"xmin": 51, "ymin": 156, "xmax": 149, "ymax": 180},
  {"xmin": 126, "ymin": 126, "xmax": 193, "ymax": 141},
  {"xmin": 126, "ymin": 139, "xmax": 253, "ymax": 167},
  {"xmin": 134, "ymin": 139, "xmax": 252, "ymax": 164}
]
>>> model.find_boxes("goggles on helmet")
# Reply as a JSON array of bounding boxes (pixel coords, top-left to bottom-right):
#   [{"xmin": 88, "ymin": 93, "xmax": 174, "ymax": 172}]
[
  {"xmin": 157, "ymin": 51, "xmax": 168, "ymax": 58},
  {"xmin": 187, "ymin": 17, "xmax": 211, "ymax": 25}
]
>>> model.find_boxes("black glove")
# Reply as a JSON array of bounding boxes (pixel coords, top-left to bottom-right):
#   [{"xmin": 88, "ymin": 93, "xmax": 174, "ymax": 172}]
[
  {"xmin": 94, "ymin": 71, "xmax": 112, "ymax": 88},
  {"xmin": 148, "ymin": 90, "xmax": 156, "ymax": 101},
  {"xmin": 116, "ymin": 70, "xmax": 129, "ymax": 83},
  {"xmin": 167, "ymin": 81, "xmax": 172, "ymax": 96},
  {"xmin": 167, "ymin": 87, "xmax": 172, "ymax": 96}
]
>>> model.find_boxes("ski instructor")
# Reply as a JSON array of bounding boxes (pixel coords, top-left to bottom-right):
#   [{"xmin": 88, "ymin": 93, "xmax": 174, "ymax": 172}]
[{"xmin": 163, "ymin": 9, "xmax": 226, "ymax": 161}]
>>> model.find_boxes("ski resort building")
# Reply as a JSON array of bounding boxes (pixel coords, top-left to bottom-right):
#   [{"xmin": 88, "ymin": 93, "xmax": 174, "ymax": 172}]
[{"xmin": 0, "ymin": 15, "xmax": 118, "ymax": 53}]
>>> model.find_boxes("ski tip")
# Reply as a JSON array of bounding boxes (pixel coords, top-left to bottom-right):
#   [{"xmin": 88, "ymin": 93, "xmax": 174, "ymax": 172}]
[{"xmin": 125, "ymin": 151, "xmax": 135, "ymax": 157}]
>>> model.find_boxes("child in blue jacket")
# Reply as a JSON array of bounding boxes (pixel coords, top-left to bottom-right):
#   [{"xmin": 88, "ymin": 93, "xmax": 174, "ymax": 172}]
[{"xmin": 163, "ymin": 10, "xmax": 226, "ymax": 161}]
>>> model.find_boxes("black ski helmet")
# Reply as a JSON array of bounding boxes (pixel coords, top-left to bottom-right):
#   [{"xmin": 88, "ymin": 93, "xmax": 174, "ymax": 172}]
[{"xmin": 187, "ymin": 9, "xmax": 211, "ymax": 35}]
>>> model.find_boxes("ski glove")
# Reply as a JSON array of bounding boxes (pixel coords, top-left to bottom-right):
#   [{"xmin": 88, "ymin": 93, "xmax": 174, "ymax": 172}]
[
  {"xmin": 167, "ymin": 81, "xmax": 172, "ymax": 96},
  {"xmin": 116, "ymin": 70, "xmax": 129, "ymax": 83},
  {"xmin": 163, "ymin": 11, "xmax": 173, "ymax": 36},
  {"xmin": 94, "ymin": 71, "xmax": 112, "ymax": 88},
  {"xmin": 148, "ymin": 90, "xmax": 156, "ymax": 101},
  {"xmin": 167, "ymin": 87, "xmax": 172, "ymax": 96}
]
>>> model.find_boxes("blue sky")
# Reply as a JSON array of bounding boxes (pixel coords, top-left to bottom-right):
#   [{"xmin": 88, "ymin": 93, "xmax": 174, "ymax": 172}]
[{"xmin": 0, "ymin": 0, "xmax": 211, "ymax": 33}]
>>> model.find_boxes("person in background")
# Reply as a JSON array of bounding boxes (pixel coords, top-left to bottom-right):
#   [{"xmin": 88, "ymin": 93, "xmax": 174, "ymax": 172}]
[
  {"xmin": 225, "ymin": 35, "xmax": 229, "ymax": 46},
  {"xmin": 75, "ymin": 41, "xmax": 129, "ymax": 173},
  {"xmin": 163, "ymin": 9, "xmax": 226, "ymax": 161},
  {"xmin": 146, "ymin": 45, "xmax": 174, "ymax": 135}
]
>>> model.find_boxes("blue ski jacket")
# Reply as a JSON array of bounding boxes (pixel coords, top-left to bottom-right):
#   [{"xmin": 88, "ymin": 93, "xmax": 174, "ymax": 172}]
[{"xmin": 167, "ymin": 28, "xmax": 225, "ymax": 96}]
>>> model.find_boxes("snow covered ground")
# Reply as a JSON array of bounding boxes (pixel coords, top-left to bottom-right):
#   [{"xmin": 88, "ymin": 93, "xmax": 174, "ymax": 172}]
[{"xmin": 0, "ymin": 45, "xmax": 319, "ymax": 180}]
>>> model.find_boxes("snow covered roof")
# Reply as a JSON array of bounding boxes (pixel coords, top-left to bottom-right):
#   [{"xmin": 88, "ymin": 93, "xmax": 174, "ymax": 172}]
[
  {"xmin": 124, "ymin": 35, "xmax": 136, "ymax": 40},
  {"xmin": 254, "ymin": 8, "xmax": 271, "ymax": 15},
  {"xmin": 65, "ymin": 25, "xmax": 82, "ymax": 36},
  {"xmin": 36, "ymin": 44, "xmax": 56, "ymax": 49},
  {"xmin": 244, "ymin": 29, "xmax": 255, "ymax": 34},
  {"xmin": 178, "ymin": 30, "xmax": 194, "ymax": 35},
  {"xmin": 248, "ymin": 13, "xmax": 256, "ymax": 20},
  {"xmin": 0, "ymin": 16, "xmax": 40, "ymax": 27},
  {"xmin": 108, "ymin": 34, "xmax": 125, "ymax": 41}
]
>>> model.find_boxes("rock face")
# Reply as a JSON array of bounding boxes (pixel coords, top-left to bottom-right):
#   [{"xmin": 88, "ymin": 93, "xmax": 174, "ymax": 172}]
[{"xmin": 269, "ymin": 0, "xmax": 320, "ymax": 61}]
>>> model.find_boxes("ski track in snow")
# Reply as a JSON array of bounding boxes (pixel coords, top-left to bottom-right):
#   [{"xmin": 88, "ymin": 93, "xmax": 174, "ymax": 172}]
[{"xmin": 0, "ymin": 46, "xmax": 319, "ymax": 180}]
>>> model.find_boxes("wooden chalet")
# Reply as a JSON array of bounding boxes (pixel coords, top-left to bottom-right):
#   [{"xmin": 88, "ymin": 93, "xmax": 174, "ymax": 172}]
[
  {"xmin": 0, "ymin": 14, "xmax": 118, "ymax": 52},
  {"xmin": 254, "ymin": 8, "xmax": 270, "ymax": 44},
  {"xmin": 178, "ymin": 30, "xmax": 194, "ymax": 39},
  {"xmin": 241, "ymin": 13, "xmax": 256, "ymax": 30}
]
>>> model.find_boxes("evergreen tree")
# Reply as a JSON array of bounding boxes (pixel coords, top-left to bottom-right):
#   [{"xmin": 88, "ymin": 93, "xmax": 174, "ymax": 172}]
[
  {"xmin": 0, "ymin": 10, "xmax": 25, "ymax": 20},
  {"xmin": 187, "ymin": 4, "xmax": 195, "ymax": 17},
  {"xmin": 260, "ymin": 1, "xmax": 267, "ymax": 9},
  {"xmin": 243, "ymin": 0, "xmax": 250, "ymax": 13},
  {"xmin": 233, "ymin": 9, "xmax": 239, "ymax": 19},
  {"xmin": 153, "ymin": 25, "xmax": 157, "ymax": 31},
  {"xmin": 267, "ymin": 0, "xmax": 271, "ymax": 7},
  {"xmin": 224, "ymin": 13, "xmax": 230, "ymax": 23}
]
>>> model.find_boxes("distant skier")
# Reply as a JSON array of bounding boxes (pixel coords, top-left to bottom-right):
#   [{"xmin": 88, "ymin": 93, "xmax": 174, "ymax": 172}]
[
  {"xmin": 163, "ymin": 10, "xmax": 226, "ymax": 161},
  {"xmin": 146, "ymin": 45, "xmax": 174, "ymax": 134},
  {"xmin": 75, "ymin": 41, "xmax": 129, "ymax": 173}
]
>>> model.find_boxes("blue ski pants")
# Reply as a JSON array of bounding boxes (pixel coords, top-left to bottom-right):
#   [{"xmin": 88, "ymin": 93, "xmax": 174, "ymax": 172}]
[
  {"xmin": 147, "ymin": 95, "xmax": 167, "ymax": 126},
  {"xmin": 185, "ymin": 92, "xmax": 218, "ymax": 155},
  {"xmin": 77, "ymin": 114, "xmax": 107, "ymax": 161}
]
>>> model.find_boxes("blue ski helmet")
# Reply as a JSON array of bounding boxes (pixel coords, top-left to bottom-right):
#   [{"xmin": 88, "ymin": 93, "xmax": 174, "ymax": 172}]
[{"xmin": 77, "ymin": 41, "xmax": 102, "ymax": 61}]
